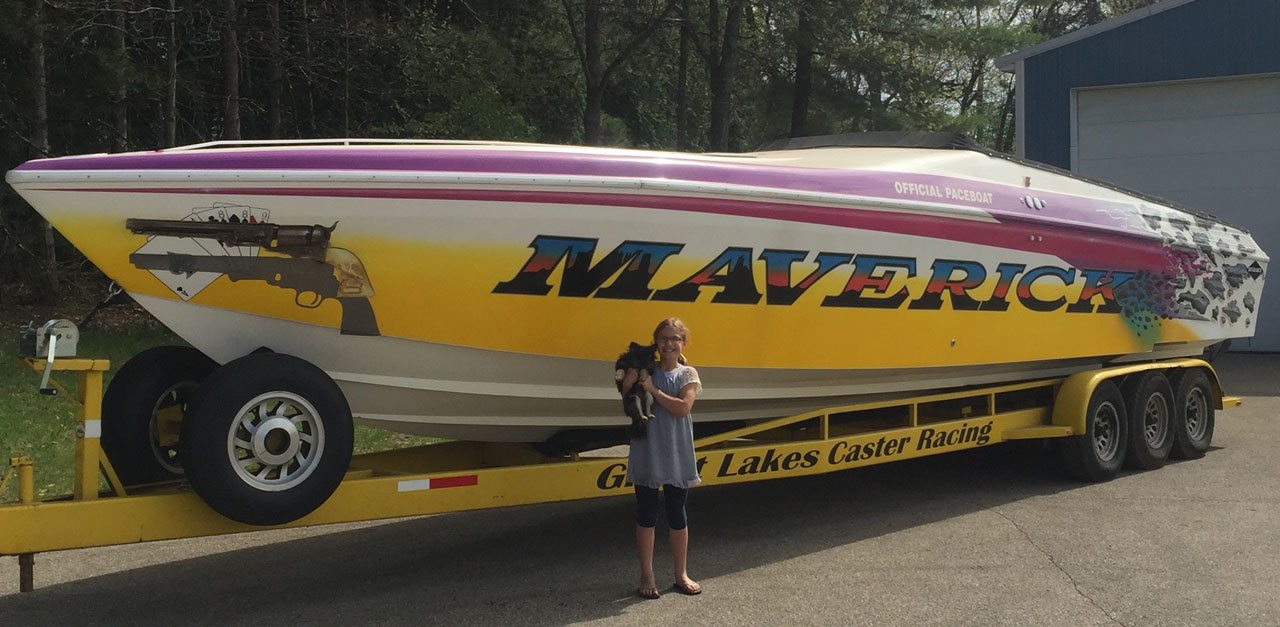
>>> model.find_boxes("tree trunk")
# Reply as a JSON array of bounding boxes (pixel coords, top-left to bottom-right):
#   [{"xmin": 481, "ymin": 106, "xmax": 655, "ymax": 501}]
[
  {"xmin": 571, "ymin": 0, "xmax": 674, "ymax": 145},
  {"xmin": 866, "ymin": 71, "xmax": 883, "ymax": 131},
  {"xmin": 707, "ymin": 0, "xmax": 741, "ymax": 151},
  {"xmin": 958, "ymin": 7, "xmax": 982, "ymax": 116},
  {"xmin": 268, "ymin": 0, "xmax": 284, "ymax": 138},
  {"xmin": 32, "ymin": 1, "xmax": 49, "ymax": 159},
  {"xmin": 582, "ymin": 0, "xmax": 602, "ymax": 144},
  {"xmin": 583, "ymin": 80, "xmax": 603, "ymax": 144},
  {"xmin": 996, "ymin": 82, "xmax": 1016, "ymax": 153},
  {"xmin": 112, "ymin": 3, "xmax": 128, "ymax": 152},
  {"xmin": 1083, "ymin": 0, "xmax": 1105, "ymax": 25},
  {"xmin": 222, "ymin": 0, "xmax": 241, "ymax": 140},
  {"xmin": 342, "ymin": 0, "xmax": 350, "ymax": 136},
  {"xmin": 302, "ymin": 0, "xmax": 315, "ymax": 135},
  {"xmin": 32, "ymin": 0, "xmax": 58, "ymax": 302},
  {"xmin": 165, "ymin": 0, "xmax": 177, "ymax": 146},
  {"xmin": 676, "ymin": 0, "xmax": 689, "ymax": 149},
  {"xmin": 789, "ymin": 2, "xmax": 813, "ymax": 138}
]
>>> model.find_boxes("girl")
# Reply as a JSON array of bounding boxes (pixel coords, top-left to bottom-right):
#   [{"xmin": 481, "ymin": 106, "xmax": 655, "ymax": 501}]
[{"xmin": 621, "ymin": 317, "xmax": 702, "ymax": 599}]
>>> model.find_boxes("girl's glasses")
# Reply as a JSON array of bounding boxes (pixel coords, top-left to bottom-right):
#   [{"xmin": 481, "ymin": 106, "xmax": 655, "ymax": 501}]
[{"xmin": 657, "ymin": 336, "xmax": 684, "ymax": 344}]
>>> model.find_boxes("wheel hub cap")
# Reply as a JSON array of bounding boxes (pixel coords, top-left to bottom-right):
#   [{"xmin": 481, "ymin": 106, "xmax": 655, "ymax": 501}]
[
  {"xmin": 1093, "ymin": 401, "xmax": 1120, "ymax": 461},
  {"xmin": 1143, "ymin": 395, "xmax": 1169, "ymax": 446},
  {"xmin": 252, "ymin": 417, "xmax": 302, "ymax": 465},
  {"xmin": 149, "ymin": 381, "xmax": 199, "ymax": 475},
  {"xmin": 1186, "ymin": 388, "xmax": 1208, "ymax": 439},
  {"xmin": 227, "ymin": 392, "xmax": 325, "ymax": 491}
]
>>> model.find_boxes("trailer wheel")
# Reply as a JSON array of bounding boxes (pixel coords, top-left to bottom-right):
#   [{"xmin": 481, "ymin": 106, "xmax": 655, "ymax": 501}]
[
  {"xmin": 1062, "ymin": 379, "xmax": 1128, "ymax": 482},
  {"xmin": 1169, "ymin": 369, "xmax": 1215, "ymax": 459},
  {"xmin": 1121, "ymin": 371, "xmax": 1175, "ymax": 470},
  {"xmin": 182, "ymin": 353, "xmax": 353, "ymax": 526},
  {"xmin": 101, "ymin": 346, "xmax": 218, "ymax": 484}
]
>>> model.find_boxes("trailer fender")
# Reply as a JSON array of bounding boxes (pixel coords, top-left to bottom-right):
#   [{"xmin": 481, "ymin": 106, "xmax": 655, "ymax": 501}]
[{"xmin": 1052, "ymin": 359, "xmax": 1226, "ymax": 435}]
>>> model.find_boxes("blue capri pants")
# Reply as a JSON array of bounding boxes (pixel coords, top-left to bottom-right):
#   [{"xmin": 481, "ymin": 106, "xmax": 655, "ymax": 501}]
[{"xmin": 634, "ymin": 484, "xmax": 688, "ymax": 530}]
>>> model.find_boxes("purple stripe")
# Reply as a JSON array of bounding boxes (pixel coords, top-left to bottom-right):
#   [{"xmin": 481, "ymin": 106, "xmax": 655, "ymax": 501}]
[
  {"xmin": 44, "ymin": 185, "xmax": 1170, "ymax": 271},
  {"xmin": 14, "ymin": 146, "xmax": 1142, "ymax": 233}
]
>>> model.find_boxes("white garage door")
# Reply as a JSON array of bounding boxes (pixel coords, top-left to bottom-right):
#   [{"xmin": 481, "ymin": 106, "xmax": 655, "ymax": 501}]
[{"xmin": 1073, "ymin": 74, "xmax": 1280, "ymax": 351}]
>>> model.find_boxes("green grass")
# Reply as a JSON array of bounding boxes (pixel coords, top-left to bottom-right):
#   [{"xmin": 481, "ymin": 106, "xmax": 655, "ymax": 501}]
[{"xmin": 0, "ymin": 326, "xmax": 435, "ymax": 503}]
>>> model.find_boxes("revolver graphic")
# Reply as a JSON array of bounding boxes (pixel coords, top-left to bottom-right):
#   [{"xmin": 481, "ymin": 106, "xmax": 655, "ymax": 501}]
[{"xmin": 126, "ymin": 218, "xmax": 380, "ymax": 336}]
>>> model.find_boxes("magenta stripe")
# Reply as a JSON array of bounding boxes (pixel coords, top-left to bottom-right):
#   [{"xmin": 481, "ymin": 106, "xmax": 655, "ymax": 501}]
[
  {"xmin": 13, "ymin": 147, "xmax": 1138, "ymax": 231},
  {"xmin": 50, "ymin": 185, "xmax": 1167, "ymax": 270}
]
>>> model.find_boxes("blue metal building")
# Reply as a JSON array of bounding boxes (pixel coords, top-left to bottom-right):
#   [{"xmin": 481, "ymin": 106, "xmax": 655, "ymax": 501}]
[{"xmin": 997, "ymin": 0, "xmax": 1280, "ymax": 351}]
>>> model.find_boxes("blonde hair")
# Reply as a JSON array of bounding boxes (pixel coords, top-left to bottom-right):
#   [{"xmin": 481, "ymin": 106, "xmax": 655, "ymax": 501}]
[{"xmin": 653, "ymin": 317, "xmax": 690, "ymax": 365}]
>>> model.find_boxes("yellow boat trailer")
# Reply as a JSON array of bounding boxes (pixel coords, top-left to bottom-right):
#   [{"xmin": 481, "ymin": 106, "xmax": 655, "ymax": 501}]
[{"xmin": 1, "ymin": 356, "xmax": 1241, "ymax": 592}]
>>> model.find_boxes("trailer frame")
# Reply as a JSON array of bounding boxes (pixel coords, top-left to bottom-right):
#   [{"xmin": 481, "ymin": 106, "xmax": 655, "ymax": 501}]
[{"xmin": 2, "ymin": 355, "xmax": 1241, "ymax": 591}]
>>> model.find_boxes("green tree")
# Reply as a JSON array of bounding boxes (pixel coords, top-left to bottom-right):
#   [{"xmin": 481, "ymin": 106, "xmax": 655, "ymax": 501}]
[{"xmin": 561, "ymin": 0, "xmax": 676, "ymax": 144}]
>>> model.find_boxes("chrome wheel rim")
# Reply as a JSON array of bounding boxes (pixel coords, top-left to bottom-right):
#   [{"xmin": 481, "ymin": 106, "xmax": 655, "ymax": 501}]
[
  {"xmin": 226, "ymin": 392, "xmax": 325, "ymax": 491},
  {"xmin": 1093, "ymin": 401, "xmax": 1121, "ymax": 462},
  {"xmin": 1143, "ymin": 393, "xmax": 1170, "ymax": 448},
  {"xmin": 1185, "ymin": 387, "xmax": 1209, "ymax": 440}
]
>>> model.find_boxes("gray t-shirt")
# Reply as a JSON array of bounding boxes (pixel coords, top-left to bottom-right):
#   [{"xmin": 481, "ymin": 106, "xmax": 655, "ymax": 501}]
[{"xmin": 626, "ymin": 365, "xmax": 702, "ymax": 489}]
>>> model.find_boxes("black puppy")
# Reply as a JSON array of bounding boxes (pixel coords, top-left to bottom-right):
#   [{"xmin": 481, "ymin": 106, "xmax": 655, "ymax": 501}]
[{"xmin": 614, "ymin": 342, "xmax": 658, "ymax": 438}]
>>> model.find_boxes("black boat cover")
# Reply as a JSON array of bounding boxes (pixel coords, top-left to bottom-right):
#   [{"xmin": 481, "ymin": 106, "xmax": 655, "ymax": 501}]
[{"xmin": 756, "ymin": 131, "xmax": 987, "ymax": 152}]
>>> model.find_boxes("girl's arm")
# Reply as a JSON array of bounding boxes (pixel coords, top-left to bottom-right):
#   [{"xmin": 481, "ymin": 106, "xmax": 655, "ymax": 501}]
[{"xmin": 643, "ymin": 378, "xmax": 698, "ymax": 417}]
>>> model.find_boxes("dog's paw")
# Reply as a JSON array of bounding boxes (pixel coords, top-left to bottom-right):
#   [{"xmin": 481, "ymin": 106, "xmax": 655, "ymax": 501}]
[{"xmin": 615, "ymin": 369, "xmax": 625, "ymax": 382}]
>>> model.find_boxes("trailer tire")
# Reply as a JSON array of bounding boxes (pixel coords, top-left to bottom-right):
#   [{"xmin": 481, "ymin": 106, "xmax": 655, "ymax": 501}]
[
  {"xmin": 1121, "ymin": 371, "xmax": 1175, "ymax": 470},
  {"xmin": 1062, "ymin": 379, "xmax": 1128, "ymax": 482},
  {"xmin": 182, "ymin": 352, "xmax": 354, "ymax": 526},
  {"xmin": 101, "ymin": 345, "xmax": 218, "ymax": 484},
  {"xmin": 1169, "ymin": 369, "xmax": 1215, "ymax": 460}
]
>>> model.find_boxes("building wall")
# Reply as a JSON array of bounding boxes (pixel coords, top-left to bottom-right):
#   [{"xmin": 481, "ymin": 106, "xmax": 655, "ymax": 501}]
[{"xmin": 1023, "ymin": 0, "xmax": 1280, "ymax": 169}]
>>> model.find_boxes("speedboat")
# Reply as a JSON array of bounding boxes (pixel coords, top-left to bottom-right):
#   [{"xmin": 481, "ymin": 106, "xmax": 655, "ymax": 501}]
[
  {"xmin": 7, "ymin": 133, "xmax": 1267, "ymax": 525},
  {"xmin": 7, "ymin": 134, "xmax": 1267, "ymax": 441}
]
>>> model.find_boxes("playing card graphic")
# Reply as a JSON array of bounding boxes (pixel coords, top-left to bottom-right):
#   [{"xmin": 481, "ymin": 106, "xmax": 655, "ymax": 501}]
[
  {"xmin": 134, "ymin": 235, "xmax": 223, "ymax": 301},
  {"xmin": 182, "ymin": 208, "xmax": 237, "ymax": 257},
  {"xmin": 182, "ymin": 203, "xmax": 272, "ymax": 256},
  {"xmin": 137, "ymin": 203, "xmax": 272, "ymax": 301}
]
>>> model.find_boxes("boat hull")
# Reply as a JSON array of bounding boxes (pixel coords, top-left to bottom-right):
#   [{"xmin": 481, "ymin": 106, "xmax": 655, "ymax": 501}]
[
  {"xmin": 135, "ymin": 292, "xmax": 1218, "ymax": 441},
  {"xmin": 8, "ymin": 141, "xmax": 1267, "ymax": 441}
]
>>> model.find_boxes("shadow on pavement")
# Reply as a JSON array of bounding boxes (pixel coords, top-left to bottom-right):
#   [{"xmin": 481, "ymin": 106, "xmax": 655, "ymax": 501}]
[{"xmin": 1211, "ymin": 352, "xmax": 1279, "ymax": 397}]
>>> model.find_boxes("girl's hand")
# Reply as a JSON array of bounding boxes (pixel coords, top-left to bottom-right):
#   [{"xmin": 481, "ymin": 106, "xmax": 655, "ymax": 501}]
[
  {"xmin": 640, "ymin": 376, "xmax": 656, "ymax": 393},
  {"xmin": 621, "ymin": 368, "xmax": 639, "ymax": 391}
]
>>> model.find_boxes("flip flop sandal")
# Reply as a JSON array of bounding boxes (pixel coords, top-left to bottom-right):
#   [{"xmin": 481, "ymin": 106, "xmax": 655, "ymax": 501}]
[{"xmin": 672, "ymin": 581, "xmax": 702, "ymax": 596}]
